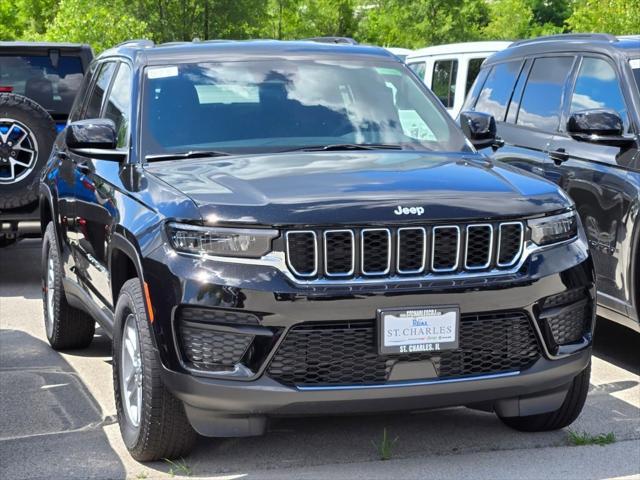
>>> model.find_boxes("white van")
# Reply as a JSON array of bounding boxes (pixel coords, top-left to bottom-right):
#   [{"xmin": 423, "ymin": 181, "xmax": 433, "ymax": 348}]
[{"xmin": 406, "ymin": 41, "xmax": 512, "ymax": 117}]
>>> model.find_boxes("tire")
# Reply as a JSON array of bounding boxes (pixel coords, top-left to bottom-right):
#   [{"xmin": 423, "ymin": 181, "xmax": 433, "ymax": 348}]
[
  {"xmin": 498, "ymin": 362, "xmax": 591, "ymax": 431},
  {"xmin": 0, "ymin": 93, "xmax": 56, "ymax": 209},
  {"xmin": 113, "ymin": 278, "xmax": 197, "ymax": 461},
  {"xmin": 42, "ymin": 222, "xmax": 95, "ymax": 349}
]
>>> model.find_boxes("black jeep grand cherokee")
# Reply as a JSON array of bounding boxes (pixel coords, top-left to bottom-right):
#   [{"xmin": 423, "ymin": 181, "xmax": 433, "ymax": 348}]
[{"xmin": 40, "ymin": 39, "xmax": 595, "ymax": 461}]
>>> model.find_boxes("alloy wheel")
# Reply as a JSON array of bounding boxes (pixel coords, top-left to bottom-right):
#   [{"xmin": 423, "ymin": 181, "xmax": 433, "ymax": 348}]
[
  {"xmin": 120, "ymin": 313, "xmax": 143, "ymax": 427},
  {"xmin": 0, "ymin": 119, "xmax": 39, "ymax": 184}
]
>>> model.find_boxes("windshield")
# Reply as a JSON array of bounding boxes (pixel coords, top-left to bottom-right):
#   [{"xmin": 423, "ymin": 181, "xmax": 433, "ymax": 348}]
[
  {"xmin": 0, "ymin": 55, "xmax": 84, "ymax": 118},
  {"xmin": 141, "ymin": 59, "xmax": 470, "ymax": 158}
]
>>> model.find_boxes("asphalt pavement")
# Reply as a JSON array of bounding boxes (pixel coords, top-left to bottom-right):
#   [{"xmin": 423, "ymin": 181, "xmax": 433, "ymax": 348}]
[{"xmin": 1, "ymin": 239, "xmax": 639, "ymax": 480}]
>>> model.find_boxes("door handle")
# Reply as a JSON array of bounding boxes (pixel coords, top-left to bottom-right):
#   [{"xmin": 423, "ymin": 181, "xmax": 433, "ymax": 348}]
[{"xmin": 549, "ymin": 148, "xmax": 569, "ymax": 165}]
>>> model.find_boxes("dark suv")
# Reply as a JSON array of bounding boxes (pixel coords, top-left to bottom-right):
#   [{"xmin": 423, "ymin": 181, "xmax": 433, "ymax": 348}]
[
  {"xmin": 41, "ymin": 39, "xmax": 594, "ymax": 461},
  {"xmin": 0, "ymin": 42, "xmax": 93, "ymax": 246},
  {"xmin": 461, "ymin": 33, "xmax": 640, "ymax": 332}
]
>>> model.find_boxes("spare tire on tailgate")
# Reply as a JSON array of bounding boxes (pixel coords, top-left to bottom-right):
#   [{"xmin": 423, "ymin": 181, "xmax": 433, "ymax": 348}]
[{"xmin": 0, "ymin": 93, "xmax": 56, "ymax": 209}]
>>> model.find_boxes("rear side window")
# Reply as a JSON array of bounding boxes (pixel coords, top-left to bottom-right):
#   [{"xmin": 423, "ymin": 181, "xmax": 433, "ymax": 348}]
[
  {"xmin": 432, "ymin": 59, "xmax": 458, "ymax": 108},
  {"xmin": 408, "ymin": 62, "xmax": 426, "ymax": 80},
  {"xmin": 84, "ymin": 61, "xmax": 116, "ymax": 119},
  {"xmin": 466, "ymin": 58, "xmax": 486, "ymax": 96},
  {"xmin": 474, "ymin": 60, "xmax": 521, "ymax": 121},
  {"xmin": 104, "ymin": 63, "xmax": 132, "ymax": 147},
  {"xmin": 0, "ymin": 54, "xmax": 84, "ymax": 117},
  {"xmin": 570, "ymin": 57, "xmax": 629, "ymax": 131},
  {"xmin": 517, "ymin": 56, "xmax": 574, "ymax": 132}
]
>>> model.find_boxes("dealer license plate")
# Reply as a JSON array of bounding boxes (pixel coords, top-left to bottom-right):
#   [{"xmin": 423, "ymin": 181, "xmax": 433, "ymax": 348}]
[{"xmin": 378, "ymin": 306, "xmax": 459, "ymax": 355}]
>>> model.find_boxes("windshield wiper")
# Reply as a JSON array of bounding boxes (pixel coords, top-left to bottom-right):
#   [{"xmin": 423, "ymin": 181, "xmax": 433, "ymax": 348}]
[
  {"xmin": 145, "ymin": 150, "xmax": 231, "ymax": 162},
  {"xmin": 283, "ymin": 143, "xmax": 404, "ymax": 152}
]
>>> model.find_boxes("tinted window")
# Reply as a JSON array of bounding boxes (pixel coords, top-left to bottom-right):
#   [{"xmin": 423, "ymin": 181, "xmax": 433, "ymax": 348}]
[
  {"xmin": 104, "ymin": 64, "xmax": 132, "ymax": 147},
  {"xmin": 474, "ymin": 61, "xmax": 521, "ymax": 121},
  {"xmin": 141, "ymin": 60, "xmax": 470, "ymax": 158},
  {"xmin": 432, "ymin": 60, "xmax": 458, "ymax": 108},
  {"xmin": 466, "ymin": 58, "xmax": 485, "ymax": 96},
  {"xmin": 631, "ymin": 59, "xmax": 640, "ymax": 94},
  {"xmin": 571, "ymin": 57, "xmax": 628, "ymax": 131},
  {"xmin": 84, "ymin": 62, "xmax": 116, "ymax": 119},
  {"xmin": 68, "ymin": 63, "xmax": 96, "ymax": 123},
  {"xmin": 461, "ymin": 67, "xmax": 489, "ymax": 113},
  {"xmin": 517, "ymin": 56, "xmax": 574, "ymax": 131},
  {"xmin": 408, "ymin": 62, "xmax": 426, "ymax": 80},
  {"xmin": 0, "ymin": 55, "xmax": 84, "ymax": 117}
]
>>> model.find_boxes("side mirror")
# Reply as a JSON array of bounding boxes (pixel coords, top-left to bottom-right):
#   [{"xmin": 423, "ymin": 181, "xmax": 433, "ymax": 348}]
[
  {"xmin": 66, "ymin": 119, "xmax": 117, "ymax": 149},
  {"xmin": 65, "ymin": 119, "xmax": 125, "ymax": 160},
  {"xmin": 459, "ymin": 111, "xmax": 501, "ymax": 150},
  {"xmin": 567, "ymin": 109, "xmax": 635, "ymax": 147}
]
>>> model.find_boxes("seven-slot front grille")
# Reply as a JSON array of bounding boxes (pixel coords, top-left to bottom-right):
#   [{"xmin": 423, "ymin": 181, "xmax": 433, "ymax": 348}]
[
  {"xmin": 285, "ymin": 222, "xmax": 524, "ymax": 279},
  {"xmin": 267, "ymin": 312, "xmax": 540, "ymax": 387}
]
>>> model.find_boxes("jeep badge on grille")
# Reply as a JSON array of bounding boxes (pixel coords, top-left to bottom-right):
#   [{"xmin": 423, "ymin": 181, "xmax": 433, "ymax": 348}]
[{"xmin": 394, "ymin": 205, "xmax": 425, "ymax": 216}]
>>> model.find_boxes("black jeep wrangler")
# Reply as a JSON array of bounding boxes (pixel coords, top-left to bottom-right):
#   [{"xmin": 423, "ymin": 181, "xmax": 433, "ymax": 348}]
[
  {"xmin": 0, "ymin": 42, "xmax": 93, "ymax": 246},
  {"xmin": 41, "ymin": 39, "xmax": 594, "ymax": 461}
]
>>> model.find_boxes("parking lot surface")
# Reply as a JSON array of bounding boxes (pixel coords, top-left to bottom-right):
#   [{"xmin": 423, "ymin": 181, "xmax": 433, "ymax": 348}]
[{"xmin": 1, "ymin": 240, "xmax": 639, "ymax": 480}]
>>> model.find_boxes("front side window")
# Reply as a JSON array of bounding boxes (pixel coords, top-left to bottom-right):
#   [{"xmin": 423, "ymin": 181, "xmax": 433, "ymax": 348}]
[
  {"xmin": 84, "ymin": 62, "xmax": 116, "ymax": 119},
  {"xmin": 466, "ymin": 58, "xmax": 486, "ymax": 96},
  {"xmin": 517, "ymin": 56, "xmax": 574, "ymax": 132},
  {"xmin": 631, "ymin": 58, "xmax": 640, "ymax": 94},
  {"xmin": 571, "ymin": 57, "xmax": 629, "ymax": 131},
  {"xmin": 141, "ymin": 60, "xmax": 470, "ymax": 159},
  {"xmin": 0, "ymin": 54, "xmax": 84, "ymax": 118},
  {"xmin": 408, "ymin": 62, "xmax": 426, "ymax": 80},
  {"xmin": 431, "ymin": 59, "xmax": 458, "ymax": 108},
  {"xmin": 104, "ymin": 63, "xmax": 132, "ymax": 147},
  {"xmin": 474, "ymin": 60, "xmax": 522, "ymax": 121}
]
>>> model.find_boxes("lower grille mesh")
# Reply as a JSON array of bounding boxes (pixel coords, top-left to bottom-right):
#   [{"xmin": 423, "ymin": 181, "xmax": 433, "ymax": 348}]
[
  {"xmin": 267, "ymin": 312, "xmax": 539, "ymax": 387},
  {"xmin": 178, "ymin": 324, "xmax": 253, "ymax": 371}
]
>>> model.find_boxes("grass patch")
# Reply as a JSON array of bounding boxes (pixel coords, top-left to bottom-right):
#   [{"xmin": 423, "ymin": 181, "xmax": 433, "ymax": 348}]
[
  {"xmin": 567, "ymin": 430, "xmax": 616, "ymax": 446},
  {"xmin": 164, "ymin": 458, "xmax": 192, "ymax": 477},
  {"xmin": 372, "ymin": 428, "xmax": 399, "ymax": 461},
  {"xmin": 135, "ymin": 472, "xmax": 148, "ymax": 479}
]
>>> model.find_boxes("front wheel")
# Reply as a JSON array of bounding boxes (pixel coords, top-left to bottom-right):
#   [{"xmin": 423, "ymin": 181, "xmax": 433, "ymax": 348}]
[
  {"xmin": 498, "ymin": 362, "xmax": 591, "ymax": 431},
  {"xmin": 112, "ymin": 278, "xmax": 197, "ymax": 461}
]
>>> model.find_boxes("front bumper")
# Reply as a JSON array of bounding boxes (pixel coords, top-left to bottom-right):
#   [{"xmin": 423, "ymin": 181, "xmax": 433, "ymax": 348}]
[
  {"xmin": 163, "ymin": 348, "xmax": 591, "ymax": 436},
  {"xmin": 142, "ymin": 234, "xmax": 594, "ymax": 436}
]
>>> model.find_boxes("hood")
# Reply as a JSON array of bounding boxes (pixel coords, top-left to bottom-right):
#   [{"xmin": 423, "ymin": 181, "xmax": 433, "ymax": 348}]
[{"xmin": 143, "ymin": 151, "xmax": 570, "ymax": 226}]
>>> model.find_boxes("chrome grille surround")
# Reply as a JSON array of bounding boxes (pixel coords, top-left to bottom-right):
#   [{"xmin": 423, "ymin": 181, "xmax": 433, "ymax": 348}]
[
  {"xmin": 396, "ymin": 227, "xmax": 427, "ymax": 274},
  {"xmin": 286, "ymin": 221, "xmax": 526, "ymax": 280},
  {"xmin": 431, "ymin": 225, "xmax": 461, "ymax": 272},
  {"xmin": 360, "ymin": 228, "xmax": 392, "ymax": 275},
  {"xmin": 285, "ymin": 230, "xmax": 318, "ymax": 277},
  {"xmin": 465, "ymin": 224, "xmax": 493, "ymax": 270},
  {"xmin": 323, "ymin": 229, "xmax": 355, "ymax": 277},
  {"xmin": 497, "ymin": 222, "xmax": 525, "ymax": 267}
]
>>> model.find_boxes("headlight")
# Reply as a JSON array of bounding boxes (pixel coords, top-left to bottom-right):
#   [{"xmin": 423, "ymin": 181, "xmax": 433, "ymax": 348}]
[
  {"xmin": 528, "ymin": 211, "xmax": 577, "ymax": 246},
  {"xmin": 168, "ymin": 223, "xmax": 278, "ymax": 258}
]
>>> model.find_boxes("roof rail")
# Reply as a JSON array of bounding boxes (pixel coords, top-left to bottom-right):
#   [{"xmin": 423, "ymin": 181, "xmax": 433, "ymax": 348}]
[
  {"xmin": 303, "ymin": 36, "xmax": 358, "ymax": 45},
  {"xmin": 114, "ymin": 39, "xmax": 155, "ymax": 49},
  {"xmin": 511, "ymin": 33, "xmax": 617, "ymax": 47}
]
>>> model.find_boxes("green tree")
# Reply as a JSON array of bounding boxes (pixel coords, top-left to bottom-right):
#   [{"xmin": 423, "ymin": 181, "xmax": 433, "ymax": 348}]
[
  {"xmin": 566, "ymin": 0, "xmax": 640, "ymax": 35},
  {"xmin": 42, "ymin": 0, "xmax": 151, "ymax": 53},
  {"xmin": 357, "ymin": 0, "xmax": 489, "ymax": 48},
  {"xmin": 131, "ymin": 0, "xmax": 268, "ymax": 43},
  {"xmin": 482, "ymin": 0, "xmax": 534, "ymax": 40},
  {"xmin": 0, "ymin": 0, "xmax": 58, "ymax": 40}
]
